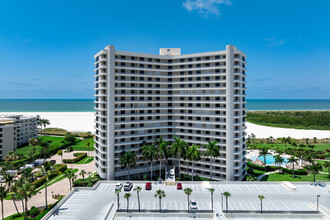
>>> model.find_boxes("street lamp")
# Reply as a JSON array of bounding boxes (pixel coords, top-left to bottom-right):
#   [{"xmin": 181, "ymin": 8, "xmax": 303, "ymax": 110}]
[
  {"xmin": 317, "ymin": 195, "xmax": 320, "ymax": 211},
  {"xmin": 51, "ymin": 191, "xmax": 54, "ymax": 198},
  {"xmin": 221, "ymin": 193, "xmax": 224, "ymax": 210}
]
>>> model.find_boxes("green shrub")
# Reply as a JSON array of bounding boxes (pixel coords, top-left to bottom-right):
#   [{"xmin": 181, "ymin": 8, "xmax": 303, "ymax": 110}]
[
  {"xmin": 281, "ymin": 167, "xmax": 307, "ymax": 175},
  {"xmin": 73, "ymin": 177, "xmax": 99, "ymax": 187},
  {"xmin": 54, "ymin": 164, "xmax": 67, "ymax": 173},
  {"xmin": 63, "ymin": 153, "xmax": 87, "ymax": 164},
  {"xmin": 73, "ymin": 153, "xmax": 83, "ymax": 157},
  {"xmin": 247, "ymin": 162, "xmax": 278, "ymax": 171},
  {"xmin": 29, "ymin": 206, "xmax": 41, "ymax": 217},
  {"xmin": 32, "ymin": 171, "xmax": 59, "ymax": 188}
]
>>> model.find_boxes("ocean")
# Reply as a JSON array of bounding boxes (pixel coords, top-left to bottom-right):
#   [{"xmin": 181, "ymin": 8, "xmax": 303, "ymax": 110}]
[{"xmin": 0, "ymin": 99, "xmax": 329, "ymax": 112}]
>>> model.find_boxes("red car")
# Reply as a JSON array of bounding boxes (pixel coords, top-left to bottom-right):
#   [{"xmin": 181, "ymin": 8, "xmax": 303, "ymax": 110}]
[
  {"xmin": 177, "ymin": 183, "xmax": 182, "ymax": 190},
  {"xmin": 145, "ymin": 182, "xmax": 152, "ymax": 190}
]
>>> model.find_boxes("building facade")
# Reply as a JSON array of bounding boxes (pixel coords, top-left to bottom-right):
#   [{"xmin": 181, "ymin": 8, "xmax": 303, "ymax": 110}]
[
  {"xmin": 0, "ymin": 115, "xmax": 39, "ymax": 159},
  {"xmin": 94, "ymin": 45, "xmax": 247, "ymax": 181}
]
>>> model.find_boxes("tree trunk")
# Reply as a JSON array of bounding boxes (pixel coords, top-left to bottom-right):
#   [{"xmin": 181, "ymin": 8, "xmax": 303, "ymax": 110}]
[
  {"xmin": 187, "ymin": 195, "xmax": 189, "ymax": 213},
  {"xmin": 128, "ymin": 166, "xmax": 130, "ymax": 180},
  {"xmin": 12, "ymin": 197, "xmax": 20, "ymax": 216},
  {"xmin": 126, "ymin": 199, "xmax": 129, "ymax": 212},
  {"xmin": 178, "ymin": 157, "xmax": 181, "ymax": 180},
  {"xmin": 159, "ymin": 160, "xmax": 162, "ymax": 180},
  {"xmin": 21, "ymin": 200, "xmax": 25, "ymax": 220},
  {"xmin": 226, "ymin": 197, "xmax": 228, "ymax": 213},
  {"xmin": 191, "ymin": 163, "xmax": 194, "ymax": 181},
  {"xmin": 45, "ymin": 177, "xmax": 48, "ymax": 208},
  {"xmin": 25, "ymin": 198, "xmax": 28, "ymax": 216},
  {"xmin": 150, "ymin": 161, "xmax": 153, "ymax": 181},
  {"xmin": 159, "ymin": 198, "xmax": 161, "ymax": 212},
  {"xmin": 211, "ymin": 193, "xmax": 213, "ymax": 211},
  {"xmin": 137, "ymin": 192, "xmax": 140, "ymax": 212},
  {"xmin": 2, "ymin": 200, "xmax": 4, "ymax": 220},
  {"xmin": 313, "ymin": 174, "xmax": 316, "ymax": 182},
  {"xmin": 292, "ymin": 163, "xmax": 295, "ymax": 178},
  {"xmin": 261, "ymin": 200, "xmax": 262, "ymax": 213},
  {"xmin": 117, "ymin": 194, "xmax": 119, "ymax": 211},
  {"xmin": 210, "ymin": 156, "xmax": 213, "ymax": 181}
]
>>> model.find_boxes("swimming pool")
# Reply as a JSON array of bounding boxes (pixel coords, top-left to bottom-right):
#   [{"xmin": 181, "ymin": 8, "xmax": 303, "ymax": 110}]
[{"xmin": 249, "ymin": 155, "xmax": 288, "ymax": 165}]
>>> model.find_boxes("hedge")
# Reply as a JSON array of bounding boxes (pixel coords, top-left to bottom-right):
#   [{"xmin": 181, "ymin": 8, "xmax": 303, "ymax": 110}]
[
  {"xmin": 247, "ymin": 162, "xmax": 278, "ymax": 171},
  {"xmin": 282, "ymin": 167, "xmax": 308, "ymax": 175},
  {"xmin": 54, "ymin": 164, "xmax": 67, "ymax": 173},
  {"xmin": 32, "ymin": 171, "xmax": 59, "ymax": 188},
  {"xmin": 73, "ymin": 153, "xmax": 83, "ymax": 157},
  {"xmin": 73, "ymin": 178, "xmax": 99, "ymax": 187},
  {"xmin": 63, "ymin": 153, "xmax": 87, "ymax": 164}
]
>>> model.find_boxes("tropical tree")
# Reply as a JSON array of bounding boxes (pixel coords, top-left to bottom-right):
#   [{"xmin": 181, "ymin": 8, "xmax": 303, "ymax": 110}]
[
  {"xmin": 133, "ymin": 186, "xmax": 142, "ymax": 212},
  {"xmin": 42, "ymin": 161, "xmax": 52, "ymax": 208},
  {"xmin": 86, "ymin": 141, "xmax": 92, "ymax": 157},
  {"xmin": 223, "ymin": 191, "xmax": 231, "ymax": 213},
  {"xmin": 258, "ymin": 147, "xmax": 269, "ymax": 169},
  {"xmin": 184, "ymin": 188, "xmax": 193, "ymax": 213},
  {"xmin": 258, "ymin": 195, "xmax": 265, "ymax": 213},
  {"xmin": 28, "ymin": 137, "xmax": 39, "ymax": 162},
  {"xmin": 57, "ymin": 150, "xmax": 63, "ymax": 164},
  {"xmin": 0, "ymin": 184, "xmax": 7, "ymax": 220},
  {"xmin": 21, "ymin": 168, "xmax": 33, "ymax": 183},
  {"xmin": 84, "ymin": 131, "xmax": 93, "ymax": 140},
  {"xmin": 274, "ymin": 155, "xmax": 284, "ymax": 172},
  {"xmin": 141, "ymin": 143, "xmax": 158, "ymax": 181},
  {"xmin": 313, "ymin": 137, "xmax": 317, "ymax": 143},
  {"xmin": 280, "ymin": 137, "xmax": 291, "ymax": 154},
  {"xmin": 115, "ymin": 189, "xmax": 121, "ymax": 211},
  {"xmin": 19, "ymin": 182, "xmax": 36, "ymax": 218},
  {"xmin": 87, "ymin": 172, "xmax": 92, "ymax": 186},
  {"xmin": 9, "ymin": 181, "xmax": 20, "ymax": 216},
  {"xmin": 154, "ymin": 190, "xmax": 166, "ymax": 212},
  {"xmin": 204, "ymin": 141, "xmax": 220, "ymax": 181},
  {"xmin": 323, "ymin": 161, "xmax": 330, "ymax": 179},
  {"xmin": 156, "ymin": 137, "xmax": 170, "ymax": 180},
  {"xmin": 41, "ymin": 119, "xmax": 50, "ymax": 135},
  {"xmin": 307, "ymin": 162, "xmax": 322, "ymax": 182},
  {"xmin": 4, "ymin": 173, "xmax": 13, "ymax": 191},
  {"xmin": 80, "ymin": 169, "xmax": 87, "ymax": 186},
  {"xmin": 170, "ymin": 137, "xmax": 187, "ymax": 180},
  {"xmin": 269, "ymin": 136, "xmax": 274, "ymax": 143},
  {"xmin": 64, "ymin": 169, "xmax": 76, "ymax": 191},
  {"xmin": 4, "ymin": 151, "xmax": 19, "ymax": 170},
  {"xmin": 186, "ymin": 144, "xmax": 202, "ymax": 181},
  {"xmin": 209, "ymin": 188, "xmax": 215, "ymax": 211},
  {"xmin": 287, "ymin": 156, "xmax": 299, "ymax": 178},
  {"xmin": 124, "ymin": 193, "xmax": 131, "ymax": 212},
  {"xmin": 120, "ymin": 149, "xmax": 137, "ymax": 180},
  {"xmin": 304, "ymin": 138, "xmax": 310, "ymax": 145}
]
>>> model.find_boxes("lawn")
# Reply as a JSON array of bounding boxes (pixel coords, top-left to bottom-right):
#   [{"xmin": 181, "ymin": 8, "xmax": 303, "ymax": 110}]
[
  {"xmin": 315, "ymin": 160, "xmax": 330, "ymax": 173},
  {"xmin": 260, "ymin": 172, "xmax": 329, "ymax": 181},
  {"xmin": 247, "ymin": 111, "xmax": 330, "ymax": 130},
  {"xmin": 75, "ymin": 156, "xmax": 94, "ymax": 164},
  {"xmin": 68, "ymin": 138, "xmax": 94, "ymax": 151},
  {"xmin": 252, "ymin": 143, "xmax": 330, "ymax": 154}
]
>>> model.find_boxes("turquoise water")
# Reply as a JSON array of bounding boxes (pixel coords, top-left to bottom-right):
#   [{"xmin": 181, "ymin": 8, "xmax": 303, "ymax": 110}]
[
  {"xmin": 0, "ymin": 99, "xmax": 329, "ymax": 112},
  {"xmin": 249, "ymin": 155, "xmax": 289, "ymax": 165}
]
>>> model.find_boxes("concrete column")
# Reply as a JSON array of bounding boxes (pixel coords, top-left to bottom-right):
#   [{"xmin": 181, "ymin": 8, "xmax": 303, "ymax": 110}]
[
  {"xmin": 225, "ymin": 45, "xmax": 235, "ymax": 181},
  {"xmin": 107, "ymin": 45, "xmax": 116, "ymax": 180}
]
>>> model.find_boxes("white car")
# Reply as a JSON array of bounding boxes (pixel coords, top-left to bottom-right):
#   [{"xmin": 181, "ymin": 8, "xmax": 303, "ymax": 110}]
[
  {"xmin": 115, "ymin": 183, "xmax": 123, "ymax": 190},
  {"xmin": 124, "ymin": 182, "xmax": 133, "ymax": 191},
  {"xmin": 190, "ymin": 199, "xmax": 198, "ymax": 209}
]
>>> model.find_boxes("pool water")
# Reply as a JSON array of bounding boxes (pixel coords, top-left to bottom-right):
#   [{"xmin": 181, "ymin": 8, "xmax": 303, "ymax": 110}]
[{"xmin": 249, "ymin": 155, "xmax": 288, "ymax": 165}]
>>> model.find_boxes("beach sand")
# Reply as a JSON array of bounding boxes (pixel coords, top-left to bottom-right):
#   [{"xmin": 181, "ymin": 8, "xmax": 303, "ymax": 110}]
[{"xmin": 2, "ymin": 112, "xmax": 329, "ymax": 139}]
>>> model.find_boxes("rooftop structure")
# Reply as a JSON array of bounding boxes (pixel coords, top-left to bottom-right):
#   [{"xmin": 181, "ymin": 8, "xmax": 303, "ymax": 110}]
[
  {"xmin": 93, "ymin": 45, "xmax": 247, "ymax": 181},
  {"xmin": 0, "ymin": 114, "xmax": 39, "ymax": 159},
  {"xmin": 44, "ymin": 181, "xmax": 330, "ymax": 220}
]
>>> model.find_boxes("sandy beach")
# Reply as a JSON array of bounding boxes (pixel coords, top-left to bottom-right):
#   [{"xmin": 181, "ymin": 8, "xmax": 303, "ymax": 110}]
[{"xmin": 2, "ymin": 112, "xmax": 329, "ymax": 139}]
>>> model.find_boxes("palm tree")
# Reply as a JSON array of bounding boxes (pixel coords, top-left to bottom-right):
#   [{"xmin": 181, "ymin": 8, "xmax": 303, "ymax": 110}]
[
  {"xmin": 19, "ymin": 182, "xmax": 36, "ymax": 218},
  {"xmin": 4, "ymin": 151, "xmax": 19, "ymax": 170},
  {"xmin": 170, "ymin": 137, "xmax": 188, "ymax": 180},
  {"xmin": 141, "ymin": 143, "xmax": 158, "ymax": 181},
  {"xmin": 87, "ymin": 172, "xmax": 92, "ymax": 186},
  {"xmin": 304, "ymin": 138, "xmax": 310, "ymax": 145},
  {"xmin": 115, "ymin": 189, "xmax": 121, "ymax": 211},
  {"xmin": 323, "ymin": 161, "xmax": 330, "ymax": 179},
  {"xmin": 80, "ymin": 170, "xmax": 87, "ymax": 186},
  {"xmin": 223, "ymin": 191, "xmax": 231, "ymax": 213},
  {"xmin": 64, "ymin": 169, "xmax": 76, "ymax": 191},
  {"xmin": 0, "ymin": 184, "xmax": 7, "ymax": 220},
  {"xmin": 204, "ymin": 141, "xmax": 220, "ymax": 181},
  {"xmin": 4, "ymin": 173, "xmax": 13, "ymax": 191},
  {"xmin": 258, "ymin": 147, "xmax": 269, "ymax": 169},
  {"xmin": 42, "ymin": 161, "xmax": 52, "ymax": 208},
  {"xmin": 28, "ymin": 137, "xmax": 39, "ymax": 162},
  {"xmin": 9, "ymin": 181, "xmax": 20, "ymax": 216},
  {"xmin": 287, "ymin": 156, "xmax": 299, "ymax": 178},
  {"xmin": 269, "ymin": 136, "xmax": 274, "ymax": 144},
  {"xmin": 184, "ymin": 188, "xmax": 193, "ymax": 213},
  {"xmin": 120, "ymin": 149, "xmax": 137, "ymax": 180},
  {"xmin": 124, "ymin": 193, "xmax": 131, "ymax": 212},
  {"xmin": 186, "ymin": 144, "xmax": 202, "ymax": 181},
  {"xmin": 307, "ymin": 162, "xmax": 322, "ymax": 182},
  {"xmin": 280, "ymin": 137, "xmax": 291, "ymax": 154},
  {"xmin": 274, "ymin": 155, "xmax": 284, "ymax": 172},
  {"xmin": 156, "ymin": 137, "xmax": 170, "ymax": 180},
  {"xmin": 258, "ymin": 195, "xmax": 265, "ymax": 213},
  {"xmin": 313, "ymin": 137, "xmax": 317, "ymax": 143},
  {"xmin": 209, "ymin": 188, "xmax": 215, "ymax": 211},
  {"xmin": 41, "ymin": 119, "xmax": 50, "ymax": 135},
  {"xmin": 86, "ymin": 141, "xmax": 92, "ymax": 157},
  {"xmin": 133, "ymin": 186, "xmax": 142, "ymax": 212},
  {"xmin": 57, "ymin": 150, "xmax": 63, "ymax": 164},
  {"xmin": 154, "ymin": 190, "xmax": 166, "ymax": 212}
]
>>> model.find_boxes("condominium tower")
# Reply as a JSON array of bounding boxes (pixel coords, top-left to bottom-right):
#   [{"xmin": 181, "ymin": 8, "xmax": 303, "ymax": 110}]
[{"xmin": 94, "ymin": 45, "xmax": 247, "ymax": 181}]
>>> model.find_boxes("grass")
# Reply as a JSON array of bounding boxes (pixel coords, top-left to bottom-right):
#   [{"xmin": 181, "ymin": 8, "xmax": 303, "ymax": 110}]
[
  {"xmin": 251, "ymin": 143, "xmax": 330, "ymax": 154},
  {"xmin": 75, "ymin": 156, "xmax": 94, "ymax": 164},
  {"xmin": 43, "ymin": 127, "xmax": 92, "ymax": 137},
  {"xmin": 315, "ymin": 160, "xmax": 330, "ymax": 173},
  {"xmin": 247, "ymin": 111, "xmax": 330, "ymax": 130},
  {"xmin": 68, "ymin": 138, "xmax": 95, "ymax": 151},
  {"xmin": 260, "ymin": 172, "xmax": 329, "ymax": 181}
]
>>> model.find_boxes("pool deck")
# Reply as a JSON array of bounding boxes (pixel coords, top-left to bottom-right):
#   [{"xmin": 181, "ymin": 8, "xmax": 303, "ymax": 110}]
[{"xmin": 247, "ymin": 149, "xmax": 293, "ymax": 166}]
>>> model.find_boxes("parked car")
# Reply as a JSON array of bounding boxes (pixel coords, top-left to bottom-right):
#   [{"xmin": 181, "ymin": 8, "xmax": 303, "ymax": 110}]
[
  {"xmin": 190, "ymin": 199, "xmax": 198, "ymax": 209},
  {"xmin": 34, "ymin": 159, "xmax": 46, "ymax": 166},
  {"xmin": 145, "ymin": 182, "xmax": 152, "ymax": 190},
  {"xmin": 177, "ymin": 183, "xmax": 182, "ymax": 190},
  {"xmin": 124, "ymin": 182, "xmax": 133, "ymax": 191},
  {"xmin": 50, "ymin": 160, "xmax": 56, "ymax": 165},
  {"xmin": 115, "ymin": 183, "xmax": 123, "ymax": 190}
]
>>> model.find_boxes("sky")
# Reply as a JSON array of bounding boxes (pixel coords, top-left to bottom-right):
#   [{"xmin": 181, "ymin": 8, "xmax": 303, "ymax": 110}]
[{"xmin": 0, "ymin": 0, "xmax": 329, "ymax": 99}]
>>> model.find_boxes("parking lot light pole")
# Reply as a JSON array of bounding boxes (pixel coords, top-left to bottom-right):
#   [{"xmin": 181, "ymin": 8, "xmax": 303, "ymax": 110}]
[{"xmin": 317, "ymin": 195, "xmax": 320, "ymax": 211}]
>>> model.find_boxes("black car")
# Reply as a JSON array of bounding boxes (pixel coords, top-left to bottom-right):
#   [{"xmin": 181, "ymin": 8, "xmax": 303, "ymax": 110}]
[{"xmin": 50, "ymin": 160, "xmax": 56, "ymax": 165}]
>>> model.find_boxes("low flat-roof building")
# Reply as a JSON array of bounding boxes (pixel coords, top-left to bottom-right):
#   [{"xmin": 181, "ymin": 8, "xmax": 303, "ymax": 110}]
[{"xmin": 0, "ymin": 114, "xmax": 39, "ymax": 159}]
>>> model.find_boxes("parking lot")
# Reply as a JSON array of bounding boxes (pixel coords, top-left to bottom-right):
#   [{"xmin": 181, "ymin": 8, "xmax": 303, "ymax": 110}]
[{"xmin": 47, "ymin": 181, "xmax": 330, "ymax": 220}]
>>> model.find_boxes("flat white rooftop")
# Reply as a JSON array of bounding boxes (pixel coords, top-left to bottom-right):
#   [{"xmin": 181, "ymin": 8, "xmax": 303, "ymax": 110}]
[{"xmin": 45, "ymin": 181, "xmax": 330, "ymax": 220}]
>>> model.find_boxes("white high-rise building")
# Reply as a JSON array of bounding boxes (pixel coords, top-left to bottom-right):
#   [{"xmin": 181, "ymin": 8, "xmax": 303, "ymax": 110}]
[{"xmin": 94, "ymin": 45, "xmax": 247, "ymax": 181}]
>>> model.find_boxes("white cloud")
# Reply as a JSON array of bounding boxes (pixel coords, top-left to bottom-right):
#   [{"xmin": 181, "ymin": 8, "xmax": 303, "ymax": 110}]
[
  {"xmin": 265, "ymin": 37, "xmax": 287, "ymax": 47},
  {"xmin": 183, "ymin": 0, "xmax": 231, "ymax": 16}
]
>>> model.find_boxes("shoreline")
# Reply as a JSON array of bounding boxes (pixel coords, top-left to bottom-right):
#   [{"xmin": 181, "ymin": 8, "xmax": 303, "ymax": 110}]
[{"xmin": 1, "ymin": 112, "xmax": 329, "ymax": 139}]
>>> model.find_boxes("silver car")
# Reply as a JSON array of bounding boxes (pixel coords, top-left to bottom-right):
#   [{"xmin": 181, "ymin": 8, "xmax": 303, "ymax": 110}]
[
  {"xmin": 115, "ymin": 183, "xmax": 123, "ymax": 190},
  {"xmin": 190, "ymin": 199, "xmax": 198, "ymax": 209}
]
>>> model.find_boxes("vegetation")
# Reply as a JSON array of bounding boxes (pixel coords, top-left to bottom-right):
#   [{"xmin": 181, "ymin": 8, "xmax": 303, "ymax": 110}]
[
  {"xmin": 43, "ymin": 127, "xmax": 93, "ymax": 138},
  {"xmin": 247, "ymin": 111, "xmax": 330, "ymax": 130},
  {"xmin": 120, "ymin": 150, "xmax": 137, "ymax": 180},
  {"xmin": 260, "ymin": 172, "xmax": 328, "ymax": 181},
  {"xmin": 133, "ymin": 186, "xmax": 142, "ymax": 212},
  {"xmin": 204, "ymin": 141, "xmax": 220, "ymax": 181},
  {"xmin": 258, "ymin": 195, "xmax": 265, "ymax": 214},
  {"xmin": 223, "ymin": 192, "xmax": 231, "ymax": 213},
  {"xmin": 63, "ymin": 153, "xmax": 87, "ymax": 164},
  {"xmin": 184, "ymin": 188, "xmax": 193, "ymax": 213},
  {"xmin": 154, "ymin": 190, "xmax": 166, "ymax": 212}
]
